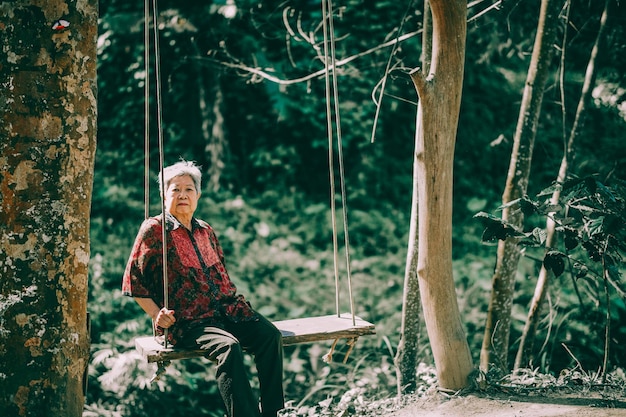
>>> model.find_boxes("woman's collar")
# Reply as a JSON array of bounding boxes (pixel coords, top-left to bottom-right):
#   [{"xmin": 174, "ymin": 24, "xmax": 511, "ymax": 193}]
[{"xmin": 162, "ymin": 212, "xmax": 207, "ymax": 230}]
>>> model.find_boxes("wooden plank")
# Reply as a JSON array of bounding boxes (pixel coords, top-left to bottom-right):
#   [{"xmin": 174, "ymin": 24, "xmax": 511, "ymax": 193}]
[
  {"xmin": 135, "ymin": 314, "xmax": 376, "ymax": 363},
  {"xmin": 276, "ymin": 314, "xmax": 376, "ymax": 346}
]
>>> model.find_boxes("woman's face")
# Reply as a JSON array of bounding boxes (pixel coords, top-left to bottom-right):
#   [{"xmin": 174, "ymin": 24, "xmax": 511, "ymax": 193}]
[{"xmin": 164, "ymin": 175, "xmax": 200, "ymax": 220}]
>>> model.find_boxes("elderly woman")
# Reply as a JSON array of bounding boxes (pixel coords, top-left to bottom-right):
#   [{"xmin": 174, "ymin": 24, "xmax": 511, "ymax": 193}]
[{"xmin": 122, "ymin": 160, "xmax": 284, "ymax": 417}]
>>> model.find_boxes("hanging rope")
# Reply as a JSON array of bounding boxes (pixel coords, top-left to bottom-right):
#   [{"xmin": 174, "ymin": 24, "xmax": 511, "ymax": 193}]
[
  {"xmin": 145, "ymin": 0, "xmax": 170, "ymax": 349},
  {"xmin": 321, "ymin": 0, "xmax": 340, "ymax": 320},
  {"xmin": 144, "ymin": 0, "xmax": 151, "ymax": 221},
  {"xmin": 321, "ymin": 0, "xmax": 355, "ymax": 325}
]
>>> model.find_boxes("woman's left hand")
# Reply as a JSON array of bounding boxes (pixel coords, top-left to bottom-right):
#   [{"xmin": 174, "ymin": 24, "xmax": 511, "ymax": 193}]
[{"xmin": 155, "ymin": 308, "xmax": 176, "ymax": 329}]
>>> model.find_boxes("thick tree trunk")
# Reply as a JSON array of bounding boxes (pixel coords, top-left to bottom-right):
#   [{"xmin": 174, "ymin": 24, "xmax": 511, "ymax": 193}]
[
  {"xmin": 409, "ymin": 0, "xmax": 472, "ymax": 391},
  {"xmin": 479, "ymin": 0, "xmax": 561, "ymax": 372},
  {"xmin": 514, "ymin": 0, "xmax": 610, "ymax": 370},
  {"xmin": 0, "ymin": 1, "xmax": 97, "ymax": 416}
]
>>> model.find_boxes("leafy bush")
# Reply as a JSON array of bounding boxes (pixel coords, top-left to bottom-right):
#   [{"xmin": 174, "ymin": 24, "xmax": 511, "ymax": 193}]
[{"xmin": 475, "ymin": 176, "xmax": 626, "ymax": 373}]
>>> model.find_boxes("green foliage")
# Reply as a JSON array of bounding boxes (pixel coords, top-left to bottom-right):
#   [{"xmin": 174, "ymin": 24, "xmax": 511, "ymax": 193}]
[
  {"xmin": 477, "ymin": 176, "xmax": 625, "ymax": 279},
  {"xmin": 474, "ymin": 211, "xmax": 527, "ymax": 242},
  {"xmin": 476, "ymin": 176, "xmax": 626, "ymax": 372}
]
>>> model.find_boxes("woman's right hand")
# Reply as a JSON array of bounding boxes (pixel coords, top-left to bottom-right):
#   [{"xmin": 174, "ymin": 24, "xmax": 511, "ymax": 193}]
[{"xmin": 155, "ymin": 308, "xmax": 176, "ymax": 329}]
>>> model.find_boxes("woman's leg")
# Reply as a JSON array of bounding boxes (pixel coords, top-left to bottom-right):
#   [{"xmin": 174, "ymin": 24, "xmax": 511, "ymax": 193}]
[
  {"xmin": 226, "ymin": 316, "xmax": 285, "ymax": 417},
  {"xmin": 179, "ymin": 325, "xmax": 261, "ymax": 417}
]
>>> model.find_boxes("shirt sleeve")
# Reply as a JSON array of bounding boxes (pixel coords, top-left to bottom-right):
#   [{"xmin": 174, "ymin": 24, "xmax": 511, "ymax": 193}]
[{"xmin": 122, "ymin": 218, "xmax": 163, "ymax": 299}]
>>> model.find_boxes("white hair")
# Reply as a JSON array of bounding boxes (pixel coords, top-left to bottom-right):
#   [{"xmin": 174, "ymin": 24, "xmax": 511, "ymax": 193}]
[{"xmin": 157, "ymin": 160, "xmax": 202, "ymax": 194}]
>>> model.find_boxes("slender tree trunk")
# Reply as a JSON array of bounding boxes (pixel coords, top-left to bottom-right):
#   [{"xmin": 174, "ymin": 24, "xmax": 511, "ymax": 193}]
[
  {"xmin": 514, "ymin": 0, "xmax": 611, "ymax": 370},
  {"xmin": 0, "ymin": 1, "xmax": 97, "ymax": 416},
  {"xmin": 395, "ymin": 134, "xmax": 422, "ymax": 395},
  {"xmin": 193, "ymin": 40, "xmax": 225, "ymax": 192},
  {"xmin": 479, "ymin": 0, "xmax": 561, "ymax": 372},
  {"xmin": 395, "ymin": 0, "xmax": 431, "ymax": 395},
  {"xmin": 206, "ymin": 87, "xmax": 226, "ymax": 192},
  {"xmin": 409, "ymin": 0, "xmax": 472, "ymax": 390}
]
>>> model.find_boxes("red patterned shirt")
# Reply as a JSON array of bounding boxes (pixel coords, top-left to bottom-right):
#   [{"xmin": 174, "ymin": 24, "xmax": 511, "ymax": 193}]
[{"xmin": 122, "ymin": 213, "xmax": 258, "ymax": 345}]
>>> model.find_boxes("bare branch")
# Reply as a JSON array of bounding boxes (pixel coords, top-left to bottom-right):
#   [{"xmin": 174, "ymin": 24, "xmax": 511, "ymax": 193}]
[
  {"xmin": 197, "ymin": 29, "xmax": 421, "ymax": 85},
  {"xmin": 200, "ymin": 0, "xmax": 501, "ymax": 88},
  {"xmin": 468, "ymin": 0, "xmax": 503, "ymax": 24}
]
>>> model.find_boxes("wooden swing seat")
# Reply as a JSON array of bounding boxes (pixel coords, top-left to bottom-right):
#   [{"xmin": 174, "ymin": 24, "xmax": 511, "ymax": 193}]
[{"xmin": 135, "ymin": 313, "xmax": 376, "ymax": 363}]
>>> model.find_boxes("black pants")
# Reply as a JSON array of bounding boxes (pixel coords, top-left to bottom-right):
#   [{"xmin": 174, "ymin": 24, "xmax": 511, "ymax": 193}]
[{"xmin": 179, "ymin": 315, "xmax": 284, "ymax": 417}]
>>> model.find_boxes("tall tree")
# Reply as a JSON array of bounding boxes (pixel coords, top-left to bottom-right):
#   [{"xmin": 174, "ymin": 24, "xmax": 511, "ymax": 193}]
[
  {"xmin": 395, "ymin": 0, "xmax": 431, "ymax": 395},
  {"xmin": 0, "ymin": 1, "xmax": 97, "ymax": 416},
  {"xmin": 407, "ymin": 0, "xmax": 473, "ymax": 390},
  {"xmin": 479, "ymin": 0, "xmax": 562, "ymax": 372},
  {"xmin": 514, "ymin": 0, "xmax": 612, "ymax": 370}
]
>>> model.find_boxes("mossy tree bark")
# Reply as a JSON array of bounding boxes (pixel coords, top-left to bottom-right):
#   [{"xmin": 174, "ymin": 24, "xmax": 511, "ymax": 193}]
[{"xmin": 0, "ymin": 1, "xmax": 97, "ymax": 415}]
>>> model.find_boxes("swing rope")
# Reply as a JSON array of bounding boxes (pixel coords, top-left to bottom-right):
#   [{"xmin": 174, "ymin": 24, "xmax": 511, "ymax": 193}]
[
  {"xmin": 321, "ymin": 0, "xmax": 355, "ymax": 325},
  {"xmin": 145, "ymin": 0, "xmax": 170, "ymax": 349},
  {"xmin": 321, "ymin": 0, "xmax": 340, "ymax": 319},
  {"xmin": 143, "ymin": 0, "xmax": 152, "ymax": 344},
  {"xmin": 143, "ymin": 0, "xmax": 150, "ymax": 221}
]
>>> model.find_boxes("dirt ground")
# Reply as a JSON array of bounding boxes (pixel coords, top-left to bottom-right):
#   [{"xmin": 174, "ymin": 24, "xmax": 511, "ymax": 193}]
[{"xmin": 385, "ymin": 391, "xmax": 626, "ymax": 417}]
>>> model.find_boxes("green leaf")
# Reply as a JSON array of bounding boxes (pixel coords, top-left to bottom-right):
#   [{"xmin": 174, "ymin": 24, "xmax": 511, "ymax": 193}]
[
  {"xmin": 564, "ymin": 233, "xmax": 579, "ymax": 251},
  {"xmin": 536, "ymin": 182, "xmax": 562, "ymax": 197},
  {"xmin": 532, "ymin": 227, "xmax": 547, "ymax": 245},
  {"xmin": 585, "ymin": 216, "xmax": 605, "ymax": 237},
  {"xmin": 519, "ymin": 197, "xmax": 538, "ymax": 216},
  {"xmin": 584, "ymin": 176, "xmax": 598, "ymax": 194},
  {"xmin": 583, "ymin": 240, "xmax": 602, "ymax": 262},
  {"xmin": 474, "ymin": 212, "xmax": 525, "ymax": 242},
  {"xmin": 543, "ymin": 251, "xmax": 566, "ymax": 277},
  {"xmin": 481, "ymin": 222, "xmax": 505, "ymax": 242}
]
